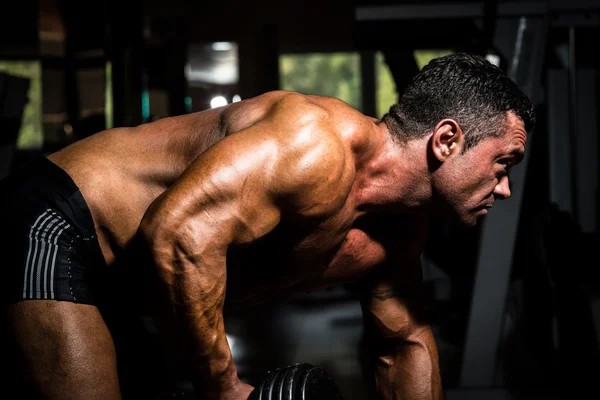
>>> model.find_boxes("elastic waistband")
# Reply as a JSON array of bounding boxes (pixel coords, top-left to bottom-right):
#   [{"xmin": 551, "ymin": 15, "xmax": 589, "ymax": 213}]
[{"xmin": 4, "ymin": 156, "xmax": 98, "ymax": 240}]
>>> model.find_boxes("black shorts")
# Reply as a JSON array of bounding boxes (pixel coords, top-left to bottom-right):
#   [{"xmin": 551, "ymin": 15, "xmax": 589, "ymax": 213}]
[{"xmin": 1, "ymin": 157, "xmax": 106, "ymax": 305}]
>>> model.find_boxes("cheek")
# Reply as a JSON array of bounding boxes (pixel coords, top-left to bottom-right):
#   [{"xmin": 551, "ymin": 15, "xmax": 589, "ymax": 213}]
[
  {"xmin": 468, "ymin": 163, "xmax": 495, "ymax": 187},
  {"xmin": 438, "ymin": 159, "xmax": 490, "ymax": 203},
  {"xmin": 457, "ymin": 167, "xmax": 495, "ymax": 203}
]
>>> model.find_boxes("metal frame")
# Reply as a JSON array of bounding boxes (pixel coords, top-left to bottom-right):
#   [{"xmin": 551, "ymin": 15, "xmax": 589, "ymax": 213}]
[
  {"xmin": 574, "ymin": 69, "xmax": 598, "ymax": 233},
  {"xmin": 545, "ymin": 62, "xmax": 598, "ymax": 233},
  {"xmin": 547, "ymin": 69, "xmax": 573, "ymax": 212},
  {"xmin": 355, "ymin": 0, "xmax": 599, "ymax": 22},
  {"xmin": 356, "ymin": 1, "xmax": 548, "ymax": 21}
]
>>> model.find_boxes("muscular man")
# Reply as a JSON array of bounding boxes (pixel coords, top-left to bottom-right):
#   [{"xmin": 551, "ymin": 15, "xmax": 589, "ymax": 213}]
[{"xmin": 2, "ymin": 53, "xmax": 534, "ymax": 399}]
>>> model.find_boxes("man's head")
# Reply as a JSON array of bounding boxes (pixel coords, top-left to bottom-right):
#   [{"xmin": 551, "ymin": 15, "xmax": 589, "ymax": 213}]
[
  {"xmin": 384, "ymin": 52, "xmax": 534, "ymax": 148},
  {"xmin": 383, "ymin": 52, "xmax": 535, "ymax": 225}
]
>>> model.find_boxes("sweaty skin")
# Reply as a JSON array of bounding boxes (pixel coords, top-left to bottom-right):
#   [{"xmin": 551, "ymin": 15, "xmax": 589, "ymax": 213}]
[{"xmin": 7, "ymin": 90, "xmax": 526, "ymax": 400}]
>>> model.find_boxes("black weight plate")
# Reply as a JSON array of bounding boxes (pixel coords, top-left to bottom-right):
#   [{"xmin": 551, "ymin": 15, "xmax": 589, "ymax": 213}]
[
  {"xmin": 255, "ymin": 367, "xmax": 276, "ymax": 400},
  {"xmin": 282, "ymin": 363, "xmax": 313, "ymax": 400},
  {"xmin": 290, "ymin": 363, "xmax": 316, "ymax": 400},
  {"xmin": 266, "ymin": 367, "xmax": 285, "ymax": 400},
  {"xmin": 276, "ymin": 363, "xmax": 298, "ymax": 400},
  {"xmin": 270, "ymin": 365, "xmax": 289, "ymax": 400},
  {"xmin": 299, "ymin": 366, "xmax": 343, "ymax": 400}
]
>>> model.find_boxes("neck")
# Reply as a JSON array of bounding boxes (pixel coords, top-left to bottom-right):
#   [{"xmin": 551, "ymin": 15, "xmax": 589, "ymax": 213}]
[{"xmin": 354, "ymin": 122, "xmax": 432, "ymax": 213}]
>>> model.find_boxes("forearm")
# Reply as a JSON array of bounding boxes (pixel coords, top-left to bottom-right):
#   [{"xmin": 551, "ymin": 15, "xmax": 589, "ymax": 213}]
[
  {"xmin": 371, "ymin": 327, "xmax": 443, "ymax": 400},
  {"xmin": 145, "ymin": 241, "xmax": 240, "ymax": 397}
]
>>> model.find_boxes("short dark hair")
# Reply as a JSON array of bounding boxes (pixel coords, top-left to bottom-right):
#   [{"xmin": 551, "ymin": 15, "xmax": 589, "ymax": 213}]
[{"xmin": 383, "ymin": 52, "xmax": 535, "ymax": 152}]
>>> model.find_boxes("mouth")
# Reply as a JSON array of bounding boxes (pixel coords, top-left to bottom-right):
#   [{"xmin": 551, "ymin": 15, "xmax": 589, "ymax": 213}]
[
  {"xmin": 475, "ymin": 203, "xmax": 493, "ymax": 215},
  {"xmin": 475, "ymin": 207, "xmax": 488, "ymax": 215}
]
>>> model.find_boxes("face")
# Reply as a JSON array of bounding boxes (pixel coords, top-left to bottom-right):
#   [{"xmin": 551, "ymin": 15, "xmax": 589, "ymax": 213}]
[{"xmin": 431, "ymin": 113, "xmax": 527, "ymax": 226}]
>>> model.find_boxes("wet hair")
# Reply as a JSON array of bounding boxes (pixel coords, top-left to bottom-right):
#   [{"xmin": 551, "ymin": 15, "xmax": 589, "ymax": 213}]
[{"xmin": 382, "ymin": 52, "xmax": 535, "ymax": 152}]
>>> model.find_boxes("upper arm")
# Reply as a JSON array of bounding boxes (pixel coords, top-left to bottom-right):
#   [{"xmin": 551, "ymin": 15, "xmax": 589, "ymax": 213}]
[
  {"xmin": 140, "ymin": 96, "xmax": 351, "ymax": 260},
  {"xmin": 360, "ymin": 215, "xmax": 430, "ymax": 341}
]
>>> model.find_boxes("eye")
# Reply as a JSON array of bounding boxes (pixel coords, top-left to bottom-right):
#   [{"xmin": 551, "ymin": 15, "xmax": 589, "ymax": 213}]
[{"xmin": 497, "ymin": 159, "xmax": 512, "ymax": 176}]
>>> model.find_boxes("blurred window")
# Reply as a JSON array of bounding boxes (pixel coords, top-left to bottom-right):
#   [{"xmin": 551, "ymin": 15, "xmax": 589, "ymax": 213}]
[
  {"xmin": 279, "ymin": 53, "xmax": 361, "ymax": 111},
  {"xmin": 279, "ymin": 50, "xmax": 451, "ymax": 119},
  {"xmin": 375, "ymin": 50, "xmax": 453, "ymax": 118},
  {"xmin": 0, "ymin": 61, "xmax": 43, "ymax": 149},
  {"xmin": 105, "ymin": 62, "xmax": 113, "ymax": 129}
]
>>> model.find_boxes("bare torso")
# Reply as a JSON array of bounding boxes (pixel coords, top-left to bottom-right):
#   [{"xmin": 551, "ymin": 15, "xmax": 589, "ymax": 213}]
[{"xmin": 48, "ymin": 91, "xmax": 401, "ymax": 306}]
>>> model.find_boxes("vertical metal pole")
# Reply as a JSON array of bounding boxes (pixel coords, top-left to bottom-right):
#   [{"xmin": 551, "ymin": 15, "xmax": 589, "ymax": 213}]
[
  {"xmin": 548, "ymin": 69, "xmax": 573, "ymax": 212},
  {"xmin": 107, "ymin": 1, "xmax": 125, "ymax": 128},
  {"xmin": 263, "ymin": 23, "xmax": 280, "ymax": 93},
  {"xmin": 167, "ymin": 17, "xmax": 187, "ymax": 117},
  {"xmin": 567, "ymin": 26, "xmax": 579, "ymax": 224},
  {"xmin": 575, "ymin": 68, "xmax": 598, "ymax": 233},
  {"xmin": 360, "ymin": 51, "xmax": 376, "ymax": 117},
  {"xmin": 60, "ymin": 2, "xmax": 80, "ymax": 127},
  {"xmin": 130, "ymin": 5, "xmax": 144, "ymax": 125}
]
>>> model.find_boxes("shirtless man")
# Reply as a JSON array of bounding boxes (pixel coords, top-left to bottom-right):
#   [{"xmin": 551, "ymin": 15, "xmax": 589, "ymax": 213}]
[{"xmin": 2, "ymin": 53, "xmax": 534, "ymax": 400}]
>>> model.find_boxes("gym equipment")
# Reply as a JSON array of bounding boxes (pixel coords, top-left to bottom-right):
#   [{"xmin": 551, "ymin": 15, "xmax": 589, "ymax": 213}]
[{"xmin": 249, "ymin": 363, "xmax": 343, "ymax": 400}]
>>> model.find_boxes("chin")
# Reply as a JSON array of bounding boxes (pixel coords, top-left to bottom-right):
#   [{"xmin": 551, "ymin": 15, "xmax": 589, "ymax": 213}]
[
  {"xmin": 457, "ymin": 212, "xmax": 479, "ymax": 227},
  {"xmin": 464, "ymin": 219, "xmax": 479, "ymax": 228}
]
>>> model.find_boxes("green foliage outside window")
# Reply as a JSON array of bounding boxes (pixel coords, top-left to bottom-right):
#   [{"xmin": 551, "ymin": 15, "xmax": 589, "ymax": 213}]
[
  {"xmin": 375, "ymin": 50, "xmax": 453, "ymax": 119},
  {"xmin": 105, "ymin": 62, "xmax": 113, "ymax": 129},
  {"xmin": 414, "ymin": 50, "xmax": 453, "ymax": 70},
  {"xmin": 0, "ymin": 61, "xmax": 43, "ymax": 149},
  {"xmin": 279, "ymin": 53, "xmax": 361, "ymax": 111},
  {"xmin": 279, "ymin": 50, "xmax": 451, "ymax": 122}
]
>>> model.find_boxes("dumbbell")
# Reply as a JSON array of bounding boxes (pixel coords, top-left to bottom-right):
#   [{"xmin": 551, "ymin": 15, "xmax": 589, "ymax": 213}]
[{"xmin": 249, "ymin": 363, "xmax": 343, "ymax": 400}]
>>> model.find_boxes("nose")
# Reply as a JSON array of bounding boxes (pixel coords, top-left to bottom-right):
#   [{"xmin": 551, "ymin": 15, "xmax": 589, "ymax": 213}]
[{"xmin": 494, "ymin": 175, "xmax": 511, "ymax": 199}]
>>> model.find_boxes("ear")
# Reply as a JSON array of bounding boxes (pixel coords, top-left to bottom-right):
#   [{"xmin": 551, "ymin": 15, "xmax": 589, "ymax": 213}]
[{"xmin": 430, "ymin": 119, "xmax": 464, "ymax": 162}]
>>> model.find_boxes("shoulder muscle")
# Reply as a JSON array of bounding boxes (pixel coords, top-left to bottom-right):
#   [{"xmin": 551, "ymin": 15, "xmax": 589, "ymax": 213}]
[
  {"xmin": 268, "ymin": 96, "xmax": 354, "ymax": 218},
  {"xmin": 141, "ymin": 94, "xmax": 353, "ymax": 246}
]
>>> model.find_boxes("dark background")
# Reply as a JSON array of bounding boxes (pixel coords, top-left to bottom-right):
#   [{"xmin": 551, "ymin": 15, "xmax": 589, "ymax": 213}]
[{"xmin": 1, "ymin": 0, "xmax": 599, "ymax": 399}]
